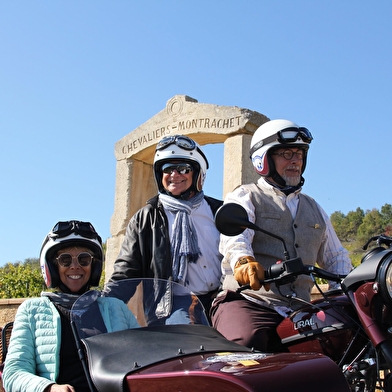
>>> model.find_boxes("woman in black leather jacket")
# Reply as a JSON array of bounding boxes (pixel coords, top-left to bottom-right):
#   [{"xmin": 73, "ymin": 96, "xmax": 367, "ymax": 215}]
[{"xmin": 109, "ymin": 135, "xmax": 223, "ymax": 322}]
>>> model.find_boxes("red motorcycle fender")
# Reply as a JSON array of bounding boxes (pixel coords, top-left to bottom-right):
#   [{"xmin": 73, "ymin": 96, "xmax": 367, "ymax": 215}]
[{"xmin": 351, "ymin": 283, "xmax": 390, "ymax": 347}]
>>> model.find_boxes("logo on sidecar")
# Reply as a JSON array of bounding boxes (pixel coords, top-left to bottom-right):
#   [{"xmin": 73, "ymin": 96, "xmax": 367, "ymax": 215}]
[{"xmin": 294, "ymin": 317, "xmax": 315, "ymax": 330}]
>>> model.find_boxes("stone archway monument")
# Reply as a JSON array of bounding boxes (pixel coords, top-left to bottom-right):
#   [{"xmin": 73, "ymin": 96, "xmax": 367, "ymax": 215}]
[{"xmin": 105, "ymin": 95, "xmax": 269, "ymax": 278}]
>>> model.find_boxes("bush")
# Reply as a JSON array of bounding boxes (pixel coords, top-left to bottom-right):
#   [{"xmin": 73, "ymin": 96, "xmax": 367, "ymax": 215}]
[{"xmin": 0, "ymin": 261, "xmax": 44, "ymax": 298}]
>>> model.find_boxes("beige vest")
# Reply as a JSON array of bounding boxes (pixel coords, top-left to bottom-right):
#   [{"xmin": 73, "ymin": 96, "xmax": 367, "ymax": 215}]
[{"xmin": 223, "ymin": 183, "xmax": 326, "ymax": 310}]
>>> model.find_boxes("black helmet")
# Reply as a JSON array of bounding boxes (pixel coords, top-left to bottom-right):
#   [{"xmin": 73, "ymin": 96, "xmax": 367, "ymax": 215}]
[{"xmin": 40, "ymin": 220, "xmax": 103, "ymax": 289}]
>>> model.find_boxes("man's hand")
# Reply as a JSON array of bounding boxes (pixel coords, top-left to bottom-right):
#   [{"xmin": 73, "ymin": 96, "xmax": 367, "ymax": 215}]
[{"xmin": 234, "ymin": 256, "xmax": 270, "ymax": 291}]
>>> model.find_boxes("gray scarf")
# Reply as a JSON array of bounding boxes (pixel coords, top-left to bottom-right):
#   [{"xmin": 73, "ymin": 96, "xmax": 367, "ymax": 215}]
[
  {"xmin": 42, "ymin": 291, "xmax": 81, "ymax": 309},
  {"xmin": 159, "ymin": 191, "xmax": 204, "ymax": 286}
]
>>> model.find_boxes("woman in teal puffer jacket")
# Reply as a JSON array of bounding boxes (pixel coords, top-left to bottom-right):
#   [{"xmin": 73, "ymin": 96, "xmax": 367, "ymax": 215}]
[{"xmin": 3, "ymin": 220, "xmax": 139, "ymax": 392}]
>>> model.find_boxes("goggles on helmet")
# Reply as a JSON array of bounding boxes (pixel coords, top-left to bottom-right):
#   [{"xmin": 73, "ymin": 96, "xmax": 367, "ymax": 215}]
[
  {"xmin": 156, "ymin": 135, "xmax": 196, "ymax": 151},
  {"xmin": 276, "ymin": 127, "xmax": 313, "ymax": 144},
  {"xmin": 156, "ymin": 134, "xmax": 209, "ymax": 170},
  {"xmin": 52, "ymin": 220, "xmax": 101, "ymax": 241},
  {"xmin": 250, "ymin": 127, "xmax": 313, "ymax": 156}
]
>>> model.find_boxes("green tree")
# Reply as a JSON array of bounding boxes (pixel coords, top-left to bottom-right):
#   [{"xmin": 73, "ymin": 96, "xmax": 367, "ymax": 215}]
[
  {"xmin": 346, "ymin": 208, "xmax": 364, "ymax": 240},
  {"xmin": 329, "ymin": 206, "xmax": 390, "ymax": 267},
  {"xmin": 381, "ymin": 203, "xmax": 392, "ymax": 231},
  {"xmin": 330, "ymin": 211, "xmax": 348, "ymax": 241},
  {"xmin": 357, "ymin": 208, "xmax": 384, "ymax": 243},
  {"xmin": 0, "ymin": 260, "xmax": 44, "ymax": 298}
]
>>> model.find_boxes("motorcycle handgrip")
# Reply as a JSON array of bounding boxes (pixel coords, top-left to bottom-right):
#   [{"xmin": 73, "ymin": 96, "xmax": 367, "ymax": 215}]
[
  {"xmin": 306, "ymin": 265, "xmax": 346, "ymax": 282},
  {"xmin": 236, "ymin": 258, "xmax": 305, "ymax": 293}
]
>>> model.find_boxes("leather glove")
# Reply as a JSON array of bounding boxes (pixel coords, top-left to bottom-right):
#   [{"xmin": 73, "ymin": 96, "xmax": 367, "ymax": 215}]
[{"xmin": 234, "ymin": 256, "xmax": 270, "ymax": 291}]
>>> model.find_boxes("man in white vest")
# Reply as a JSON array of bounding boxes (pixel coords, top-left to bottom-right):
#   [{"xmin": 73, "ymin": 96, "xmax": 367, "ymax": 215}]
[{"xmin": 211, "ymin": 119, "xmax": 352, "ymax": 352}]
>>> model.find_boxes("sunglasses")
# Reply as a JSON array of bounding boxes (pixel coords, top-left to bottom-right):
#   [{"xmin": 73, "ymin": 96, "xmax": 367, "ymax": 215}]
[
  {"xmin": 52, "ymin": 220, "xmax": 101, "ymax": 242},
  {"xmin": 161, "ymin": 163, "xmax": 194, "ymax": 175},
  {"xmin": 56, "ymin": 252, "xmax": 94, "ymax": 268},
  {"xmin": 250, "ymin": 127, "xmax": 313, "ymax": 156}
]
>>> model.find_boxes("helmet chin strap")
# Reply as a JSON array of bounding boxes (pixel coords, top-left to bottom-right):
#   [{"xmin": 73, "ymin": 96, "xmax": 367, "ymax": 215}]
[
  {"xmin": 266, "ymin": 174, "xmax": 305, "ymax": 195},
  {"xmin": 270, "ymin": 171, "xmax": 286, "ymax": 187}
]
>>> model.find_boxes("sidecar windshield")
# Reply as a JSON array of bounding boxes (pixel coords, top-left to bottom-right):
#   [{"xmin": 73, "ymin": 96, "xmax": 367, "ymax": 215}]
[{"xmin": 71, "ymin": 278, "xmax": 209, "ymax": 339}]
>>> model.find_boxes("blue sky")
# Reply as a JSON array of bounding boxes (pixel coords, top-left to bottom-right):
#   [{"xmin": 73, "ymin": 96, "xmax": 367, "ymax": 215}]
[{"xmin": 1, "ymin": 1, "xmax": 391, "ymax": 266}]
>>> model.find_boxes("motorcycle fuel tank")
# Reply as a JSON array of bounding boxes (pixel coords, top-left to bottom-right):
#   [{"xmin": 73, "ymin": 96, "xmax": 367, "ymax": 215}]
[{"xmin": 277, "ymin": 294, "xmax": 364, "ymax": 362}]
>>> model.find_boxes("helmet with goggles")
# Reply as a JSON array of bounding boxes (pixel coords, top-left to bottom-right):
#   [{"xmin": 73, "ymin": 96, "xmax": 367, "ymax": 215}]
[
  {"xmin": 250, "ymin": 119, "xmax": 313, "ymax": 185},
  {"xmin": 40, "ymin": 220, "xmax": 103, "ymax": 290},
  {"xmin": 153, "ymin": 135, "xmax": 209, "ymax": 197}
]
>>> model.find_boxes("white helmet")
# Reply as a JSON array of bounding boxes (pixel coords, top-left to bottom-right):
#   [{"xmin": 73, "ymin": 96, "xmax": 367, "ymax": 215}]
[
  {"xmin": 153, "ymin": 135, "xmax": 209, "ymax": 197},
  {"xmin": 40, "ymin": 220, "xmax": 103, "ymax": 290},
  {"xmin": 250, "ymin": 119, "xmax": 313, "ymax": 184}
]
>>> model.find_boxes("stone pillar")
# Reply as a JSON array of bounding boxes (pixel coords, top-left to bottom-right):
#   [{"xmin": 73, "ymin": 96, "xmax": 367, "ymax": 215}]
[{"xmin": 105, "ymin": 95, "xmax": 269, "ymax": 279}]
